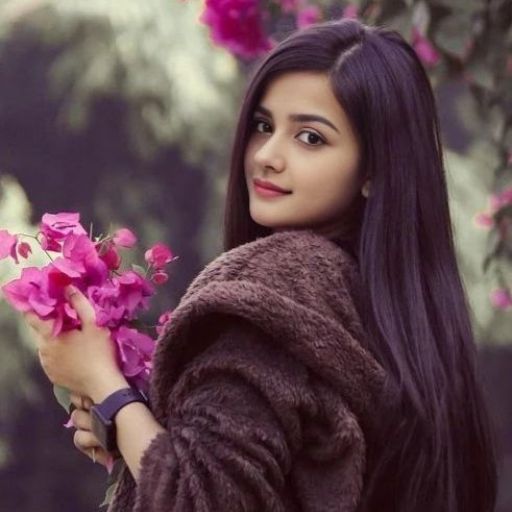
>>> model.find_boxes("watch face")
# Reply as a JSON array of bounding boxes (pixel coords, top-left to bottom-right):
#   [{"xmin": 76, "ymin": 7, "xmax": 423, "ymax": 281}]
[{"xmin": 91, "ymin": 406, "xmax": 111, "ymax": 451}]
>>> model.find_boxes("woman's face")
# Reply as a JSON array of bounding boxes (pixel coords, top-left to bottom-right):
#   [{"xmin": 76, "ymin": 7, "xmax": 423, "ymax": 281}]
[{"xmin": 244, "ymin": 71, "xmax": 365, "ymax": 239}]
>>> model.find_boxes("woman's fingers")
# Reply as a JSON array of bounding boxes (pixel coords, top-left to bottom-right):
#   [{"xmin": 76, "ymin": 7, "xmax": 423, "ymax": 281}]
[
  {"xmin": 70, "ymin": 409, "xmax": 92, "ymax": 430},
  {"xmin": 73, "ymin": 429, "xmax": 110, "ymax": 467},
  {"xmin": 69, "ymin": 393, "xmax": 94, "ymax": 412},
  {"xmin": 73, "ymin": 428, "xmax": 99, "ymax": 451}
]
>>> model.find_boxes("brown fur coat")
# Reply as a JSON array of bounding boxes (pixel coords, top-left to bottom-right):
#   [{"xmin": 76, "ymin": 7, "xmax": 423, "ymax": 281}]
[{"xmin": 107, "ymin": 229, "xmax": 388, "ymax": 511}]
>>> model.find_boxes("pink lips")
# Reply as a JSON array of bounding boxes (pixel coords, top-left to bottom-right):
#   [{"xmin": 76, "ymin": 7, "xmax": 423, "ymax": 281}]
[
  {"xmin": 253, "ymin": 183, "xmax": 290, "ymax": 198},
  {"xmin": 252, "ymin": 178, "xmax": 291, "ymax": 199}
]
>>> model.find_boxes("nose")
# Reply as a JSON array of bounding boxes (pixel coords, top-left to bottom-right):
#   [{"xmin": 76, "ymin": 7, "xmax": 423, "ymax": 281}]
[{"xmin": 252, "ymin": 134, "xmax": 285, "ymax": 173}]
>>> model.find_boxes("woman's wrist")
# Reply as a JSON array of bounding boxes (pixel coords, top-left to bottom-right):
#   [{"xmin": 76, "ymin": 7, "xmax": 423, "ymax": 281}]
[{"xmin": 89, "ymin": 372, "xmax": 130, "ymax": 404}]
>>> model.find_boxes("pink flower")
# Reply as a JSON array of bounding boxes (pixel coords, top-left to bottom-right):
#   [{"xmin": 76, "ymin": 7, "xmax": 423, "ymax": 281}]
[
  {"xmin": 1, "ymin": 266, "xmax": 80, "ymax": 336},
  {"xmin": 114, "ymin": 270, "xmax": 155, "ymax": 319},
  {"xmin": 156, "ymin": 309, "xmax": 173, "ymax": 336},
  {"xmin": 39, "ymin": 212, "xmax": 88, "ymax": 252},
  {"xmin": 474, "ymin": 212, "xmax": 494, "ymax": 229},
  {"xmin": 490, "ymin": 288, "xmax": 512, "ymax": 310},
  {"xmin": 0, "ymin": 230, "xmax": 19, "ymax": 263},
  {"xmin": 199, "ymin": 0, "xmax": 273, "ymax": 59},
  {"xmin": 99, "ymin": 243, "xmax": 122, "ymax": 271},
  {"xmin": 113, "ymin": 326, "xmax": 155, "ymax": 390},
  {"xmin": 2, "ymin": 211, "xmax": 179, "ymax": 405},
  {"xmin": 342, "ymin": 4, "xmax": 359, "ymax": 19},
  {"xmin": 297, "ymin": 5, "xmax": 321, "ymax": 28},
  {"xmin": 113, "ymin": 228, "xmax": 137, "ymax": 248},
  {"xmin": 158, "ymin": 310, "xmax": 173, "ymax": 324},
  {"xmin": 411, "ymin": 26, "xmax": 440, "ymax": 68},
  {"xmin": 477, "ymin": 186, "xmax": 512, "ymax": 229},
  {"xmin": 2, "ymin": 266, "xmax": 56, "ymax": 315},
  {"xmin": 87, "ymin": 281, "xmax": 128, "ymax": 328},
  {"xmin": 17, "ymin": 242, "xmax": 32, "ymax": 259},
  {"xmin": 152, "ymin": 271, "xmax": 169, "ymax": 285},
  {"xmin": 87, "ymin": 271, "xmax": 155, "ymax": 329},
  {"xmin": 57, "ymin": 234, "xmax": 109, "ymax": 287},
  {"xmin": 105, "ymin": 454, "xmax": 115, "ymax": 475},
  {"xmin": 145, "ymin": 243, "xmax": 173, "ymax": 270},
  {"xmin": 490, "ymin": 186, "xmax": 512, "ymax": 211}
]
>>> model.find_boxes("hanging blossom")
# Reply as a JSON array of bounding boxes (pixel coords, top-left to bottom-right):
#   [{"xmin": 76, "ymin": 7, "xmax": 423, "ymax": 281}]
[
  {"xmin": 342, "ymin": 3, "xmax": 359, "ymax": 19},
  {"xmin": 0, "ymin": 212, "xmax": 178, "ymax": 395},
  {"xmin": 411, "ymin": 26, "xmax": 440, "ymax": 68},
  {"xmin": 490, "ymin": 288, "xmax": 512, "ymax": 311},
  {"xmin": 296, "ymin": 4, "xmax": 321, "ymax": 28},
  {"xmin": 199, "ymin": 0, "xmax": 333, "ymax": 59},
  {"xmin": 474, "ymin": 186, "xmax": 512, "ymax": 230},
  {"xmin": 473, "ymin": 188, "xmax": 512, "ymax": 311},
  {"xmin": 199, "ymin": 0, "xmax": 273, "ymax": 59}
]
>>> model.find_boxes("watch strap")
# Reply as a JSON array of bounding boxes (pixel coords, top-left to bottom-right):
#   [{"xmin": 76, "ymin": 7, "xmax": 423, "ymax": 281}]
[{"xmin": 96, "ymin": 387, "xmax": 148, "ymax": 421}]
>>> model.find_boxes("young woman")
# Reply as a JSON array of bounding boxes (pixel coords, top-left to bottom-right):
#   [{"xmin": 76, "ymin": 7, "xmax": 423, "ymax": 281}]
[{"xmin": 26, "ymin": 18, "xmax": 498, "ymax": 512}]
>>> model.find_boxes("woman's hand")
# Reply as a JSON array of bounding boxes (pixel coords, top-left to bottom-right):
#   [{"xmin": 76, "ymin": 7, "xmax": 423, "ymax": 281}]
[
  {"xmin": 69, "ymin": 393, "xmax": 118, "ymax": 469},
  {"xmin": 23, "ymin": 285, "xmax": 125, "ymax": 399}
]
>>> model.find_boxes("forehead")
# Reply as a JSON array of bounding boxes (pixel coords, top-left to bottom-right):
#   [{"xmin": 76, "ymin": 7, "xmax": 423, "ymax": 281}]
[{"xmin": 259, "ymin": 71, "xmax": 344, "ymax": 119}]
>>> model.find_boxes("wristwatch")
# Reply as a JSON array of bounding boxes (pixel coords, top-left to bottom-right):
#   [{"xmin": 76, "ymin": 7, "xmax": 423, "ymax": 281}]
[{"xmin": 91, "ymin": 387, "xmax": 148, "ymax": 452}]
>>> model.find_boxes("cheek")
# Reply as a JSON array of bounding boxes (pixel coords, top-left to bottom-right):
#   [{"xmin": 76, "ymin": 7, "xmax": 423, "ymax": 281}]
[{"xmin": 303, "ymin": 161, "xmax": 361, "ymax": 213}]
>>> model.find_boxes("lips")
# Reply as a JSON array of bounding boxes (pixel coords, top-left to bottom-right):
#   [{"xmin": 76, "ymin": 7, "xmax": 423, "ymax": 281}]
[{"xmin": 253, "ymin": 178, "xmax": 291, "ymax": 193}]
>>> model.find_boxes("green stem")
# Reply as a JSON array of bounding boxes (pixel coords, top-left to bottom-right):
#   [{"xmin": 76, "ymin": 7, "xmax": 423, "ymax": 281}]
[{"xmin": 17, "ymin": 232, "xmax": 55, "ymax": 262}]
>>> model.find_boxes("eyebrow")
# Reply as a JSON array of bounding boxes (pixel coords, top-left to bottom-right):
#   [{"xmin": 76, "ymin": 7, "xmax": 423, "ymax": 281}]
[{"xmin": 254, "ymin": 105, "xmax": 340, "ymax": 134}]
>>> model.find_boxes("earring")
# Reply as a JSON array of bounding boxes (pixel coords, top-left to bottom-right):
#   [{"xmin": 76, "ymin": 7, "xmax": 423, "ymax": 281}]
[{"xmin": 361, "ymin": 181, "xmax": 370, "ymax": 198}]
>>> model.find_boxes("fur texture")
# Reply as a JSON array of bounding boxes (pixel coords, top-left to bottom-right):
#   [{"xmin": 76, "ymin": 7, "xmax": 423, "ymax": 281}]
[{"xmin": 107, "ymin": 229, "xmax": 388, "ymax": 511}]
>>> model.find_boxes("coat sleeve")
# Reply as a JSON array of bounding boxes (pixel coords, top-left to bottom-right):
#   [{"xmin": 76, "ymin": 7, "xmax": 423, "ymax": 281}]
[{"xmin": 131, "ymin": 316, "xmax": 315, "ymax": 512}]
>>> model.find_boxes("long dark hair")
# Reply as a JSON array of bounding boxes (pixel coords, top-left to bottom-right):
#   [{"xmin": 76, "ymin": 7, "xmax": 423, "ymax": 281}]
[{"xmin": 223, "ymin": 18, "xmax": 497, "ymax": 512}]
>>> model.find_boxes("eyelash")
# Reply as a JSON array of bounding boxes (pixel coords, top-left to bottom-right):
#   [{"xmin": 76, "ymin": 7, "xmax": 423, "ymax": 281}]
[{"xmin": 251, "ymin": 118, "xmax": 326, "ymax": 147}]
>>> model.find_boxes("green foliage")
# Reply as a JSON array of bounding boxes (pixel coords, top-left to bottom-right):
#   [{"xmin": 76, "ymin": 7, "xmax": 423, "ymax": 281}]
[
  {"xmin": 0, "ymin": 0, "xmax": 240, "ymax": 165},
  {"xmin": 99, "ymin": 458, "xmax": 126, "ymax": 509},
  {"xmin": 53, "ymin": 385, "xmax": 72, "ymax": 413}
]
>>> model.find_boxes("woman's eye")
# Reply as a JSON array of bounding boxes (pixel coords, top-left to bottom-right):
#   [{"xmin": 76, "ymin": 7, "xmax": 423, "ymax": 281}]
[
  {"xmin": 297, "ymin": 130, "xmax": 325, "ymax": 146},
  {"xmin": 253, "ymin": 119, "xmax": 271, "ymax": 133}
]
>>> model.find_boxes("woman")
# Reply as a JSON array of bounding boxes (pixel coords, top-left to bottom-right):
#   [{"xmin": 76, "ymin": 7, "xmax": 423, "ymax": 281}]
[{"xmin": 26, "ymin": 18, "xmax": 497, "ymax": 512}]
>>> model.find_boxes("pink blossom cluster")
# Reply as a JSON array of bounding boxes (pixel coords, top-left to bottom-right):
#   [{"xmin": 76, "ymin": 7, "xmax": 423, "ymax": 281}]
[
  {"xmin": 199, "ymin": 0, "xmax": 332, "ymax": 59},
  {"xmin": 490, "ymin": 288, "xmax": 512, "ymax": 310},
  {"xmin": 411, "ymin": 26, "xmax": 440, "ymax": 68},
  {"xmin": 199, "ymin": 0, "xmax": 273, "ymax": 59},
  {"xmin": 0, "ymin": 212, "xmax": 177, "ymax": 393},
  {"xmin": 198, "ymin": 0, "xmax": 443, "ymax": 71},
  {"xmin": 474, "ymin": 186, "xmax": 512, "ymax": 230},
  {"xmin": 473, "ymin": 187, "xmax": 512, "ymax": 311}
]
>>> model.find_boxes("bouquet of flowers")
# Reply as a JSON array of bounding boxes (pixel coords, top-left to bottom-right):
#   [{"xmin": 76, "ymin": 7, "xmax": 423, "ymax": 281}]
[{"xmin": 0, "ymin": 212, "xmax": 177, "ymax": 506}]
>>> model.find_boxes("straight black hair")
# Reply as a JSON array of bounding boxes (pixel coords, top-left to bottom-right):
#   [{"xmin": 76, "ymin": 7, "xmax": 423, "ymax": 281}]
[{"xmin": 223, "ymin": 18, "xmax": 497, "ymax": 512}]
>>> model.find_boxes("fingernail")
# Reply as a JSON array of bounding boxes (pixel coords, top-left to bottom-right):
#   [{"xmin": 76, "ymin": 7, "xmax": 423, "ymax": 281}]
[{"xmin": 65, "ymin": 285, "xmax": 76, "ymax": 299}]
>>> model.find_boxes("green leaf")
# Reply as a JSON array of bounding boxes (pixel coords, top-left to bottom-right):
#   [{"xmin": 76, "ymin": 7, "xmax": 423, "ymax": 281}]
[
  {"xmin": 99, "ymin": 458, "xmax": 127, "ymax": 508},
  {"xmin": 99, "ymin": 482, "xmax": 117, "ymax": 509},
  {"xmin": 53, "ymin": 384, "xmax": 72, "ymax": 413},
  {"xmin": 131, "ymin": 264, "xmax": 146, "ymax": 276}
]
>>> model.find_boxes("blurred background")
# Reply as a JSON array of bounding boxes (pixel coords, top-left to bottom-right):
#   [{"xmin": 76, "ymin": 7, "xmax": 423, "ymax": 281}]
[{"xmin": 0, "ymin": 0, "xmax": 510, "ymax": 510}]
